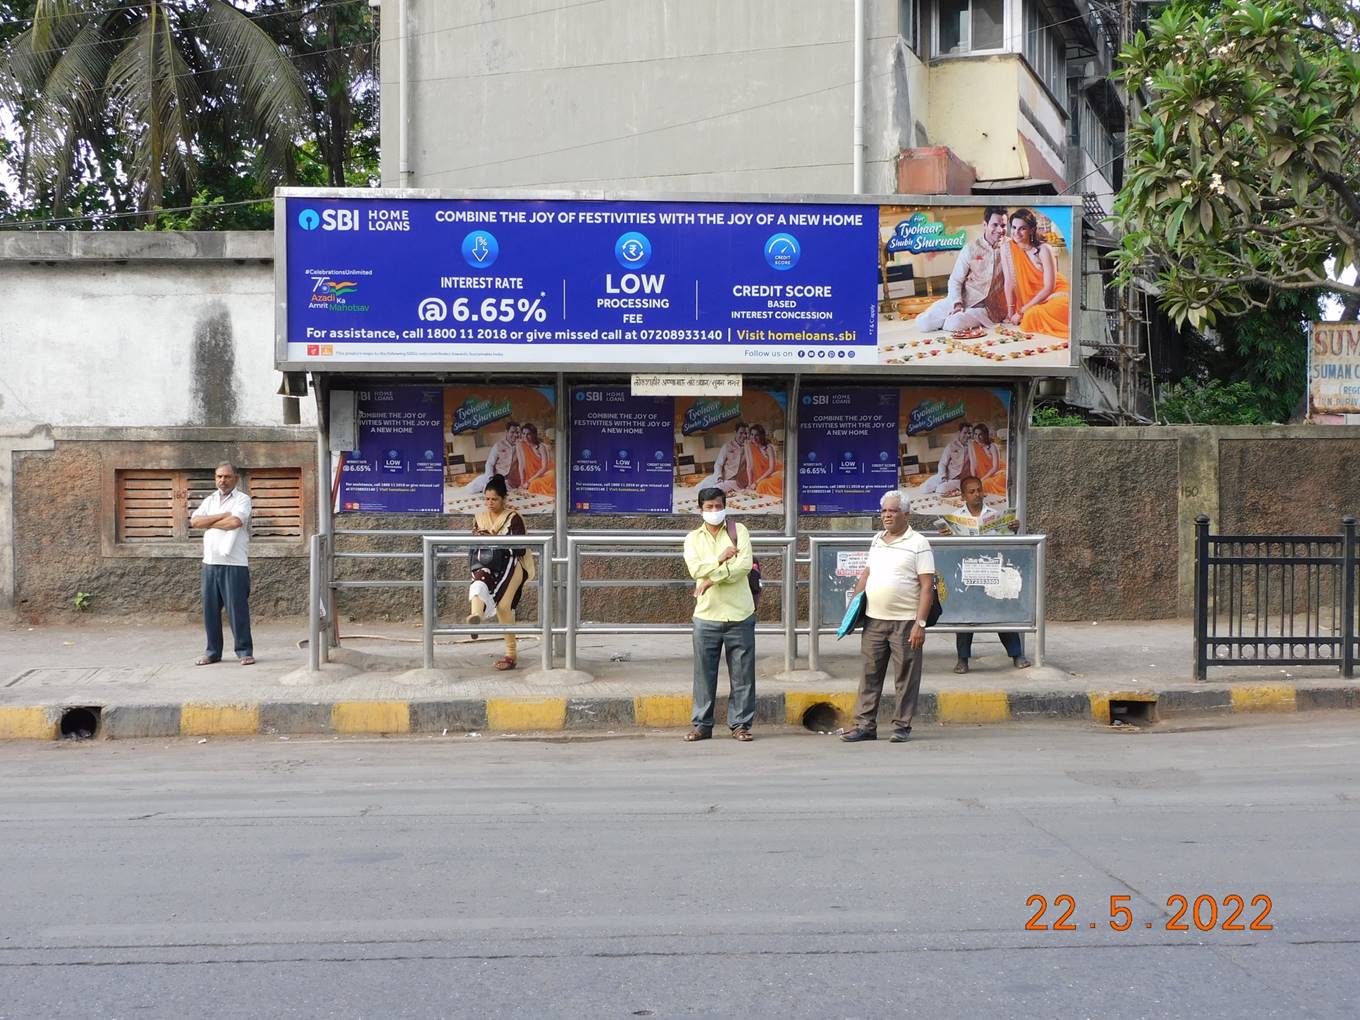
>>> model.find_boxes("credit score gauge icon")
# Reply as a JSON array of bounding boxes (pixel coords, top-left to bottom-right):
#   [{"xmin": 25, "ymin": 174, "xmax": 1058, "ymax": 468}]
[{"xmin": 764, "ymin": 233, "xmax": 800, "ymax": 271}]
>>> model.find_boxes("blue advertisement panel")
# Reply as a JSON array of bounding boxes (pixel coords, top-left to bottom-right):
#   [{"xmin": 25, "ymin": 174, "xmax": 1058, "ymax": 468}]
[
  {"xmin": 337, "ymin": 388, "xmax": 444, "ymax": 512},
  {"xmin": 283, "ymin": 196, "xmax": 879, "ymax": 369},
  {"xmin": 280, "ymin": 192, "xmax": 1082, "ymax": 374},
  {"xmin": 570, "ymin": 387, "xmax": 674, "ymax": 513},
  {"xmin": 797, "ymin": 388, "xmax": 901, "ymax": 514}
]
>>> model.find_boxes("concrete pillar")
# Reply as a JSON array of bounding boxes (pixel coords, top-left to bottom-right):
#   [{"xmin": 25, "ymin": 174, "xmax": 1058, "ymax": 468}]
[
  {"xmin": 0, "ymin": 428, "xmax": 57, "ymax": 609},
  {"xmin": 1175, "ymin": 427, "xmax": 1220, "ymax": 616}
]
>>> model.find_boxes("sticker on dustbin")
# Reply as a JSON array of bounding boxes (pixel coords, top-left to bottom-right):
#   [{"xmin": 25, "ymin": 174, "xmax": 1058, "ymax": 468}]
[
  {"xmin": 959, "ymin": 554, "xmax": 1022, "ymax": 600},
  {"xmin": 835, "ymin": 551, "xmax": 868, "ymax": 577}
]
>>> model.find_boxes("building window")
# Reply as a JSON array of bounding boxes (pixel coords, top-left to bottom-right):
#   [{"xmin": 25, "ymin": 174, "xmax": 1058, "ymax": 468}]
[
  {"xmin": 900, "ymin": 0, "xmax": 921, "ymax": 53},
  {"xmin": 1077, "ymin": 98, "xmax": 1116, "ymax": 181},
  {"xmin": 1022, "ymin": 3, "xmax": 1068, "ymax": 104},
  {"xmin": 115, "ymin": 468, "xmax": 303, "ymax": 544},
  {"xmin": 936, "ymin": 0, "xmax": 1005, "ymax": 56}
]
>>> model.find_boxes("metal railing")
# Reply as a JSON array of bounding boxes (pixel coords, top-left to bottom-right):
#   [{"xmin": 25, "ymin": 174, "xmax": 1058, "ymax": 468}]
[
  {"xmin": 806, "ymin": 533, "xmax": 1047, "ymax": 671},
  {"xmin": 564, "ymin": 534, "xmax": 798, "ymax": 673},
  {"xmin": 421, "ymin": 534, "xmax": 555, "ymax": 672},
  {"xmin": 1194, "ymin": 515, "xmax": 1357, "ymax": 680}
]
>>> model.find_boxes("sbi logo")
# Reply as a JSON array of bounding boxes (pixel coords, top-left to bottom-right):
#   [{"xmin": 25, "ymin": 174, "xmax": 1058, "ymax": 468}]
[{"xmin": 298, "ymin": 207, "xmax": 358, "ymax": 231}]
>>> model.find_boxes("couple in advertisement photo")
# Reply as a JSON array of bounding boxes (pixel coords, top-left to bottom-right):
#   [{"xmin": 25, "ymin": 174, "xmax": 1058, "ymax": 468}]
[
  {"xmin": 915, "ymin": 206, "xmax": 1071, "ymax": 340},
  {"xmin": 695, "ymin": 421, "xmax": 784, "ymax": 500},
  {"xmin": 460, "ymin": 421, "xmax": 555, "ymax": 500}
]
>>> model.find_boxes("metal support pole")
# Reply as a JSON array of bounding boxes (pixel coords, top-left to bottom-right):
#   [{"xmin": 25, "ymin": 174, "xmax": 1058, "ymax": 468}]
[
  {"xmin": 565, "ymin": 537, "xmax": 580, "ymax": 672},
  {"xmin": 314, "ymin": 376, "xmax": 334, "ymax": 661},
  {"xmin": 785, "ymin": 373, "xmax": 800, "ymax": 657},
  {"xmin": 808, "ymin": 538, "xmax": 822, "ymax": 673},
  {"xmin": 422, "ymin": 537, "xmax": 436, "ymax": 670},
  {"xmin": 783, "ymin": 542, "xmax": 796, "ymax": 673},
  {"xmin": 1341, "ymin": 515, "xmax": 1356, "ymax": 679},
  {"xmin": 541, "ymin": 538, "xmax": 554, "ymax": 673},
  {"xmin": 1034, "ymin": 534, "xmax": 1046, "ymax": 667},
  {"xmin": 1014, "ymin": 378, "xmax": 1032, "ymax": 532},
  {"xmin": 1193, "ymin": 514, "xmax": 1210, "ymax": 681},
  {"xmin": 307, "ymin": 534, "xmax": 322, "ymax": 673},
  {"xmin": 554, "ymin": 372, "xmax": 567, "ymax": 657}
]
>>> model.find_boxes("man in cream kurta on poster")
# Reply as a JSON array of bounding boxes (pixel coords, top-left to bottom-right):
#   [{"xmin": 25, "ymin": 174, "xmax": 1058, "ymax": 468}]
[{"xmin": 191, "ymin": 462, "xmax": 255, "ymax": 666}]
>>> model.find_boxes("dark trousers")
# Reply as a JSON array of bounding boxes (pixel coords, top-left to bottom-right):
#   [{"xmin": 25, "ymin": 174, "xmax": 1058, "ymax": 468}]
[
  {"xmin": 855, "ymin": 617, "xmax": 923, "ymax": 732},
  {"xmin": 691, "ymin": 614, "xmax": 757, "ymax": 732},
  {"xmin": 202, "ymin": 564, "xmax": 253, "ymax": 659},
  {"xmin": 956, "ymin": 631, "xmax": 1023, "ymax": 661}
]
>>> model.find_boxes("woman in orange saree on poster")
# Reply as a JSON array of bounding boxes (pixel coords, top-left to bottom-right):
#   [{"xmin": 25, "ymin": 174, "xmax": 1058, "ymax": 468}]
[
  {"xmin": 746, "ymin": 423, "xmax": 784, "ymax": 497},
  {"xmin": 517, "ymin": 423, "xmax": 556, "ymax": 497},
  {"xmin": 969, "ymin": 422, "xmax": 1008, "ymax": 497},
  {"xmin": 1001, "ymin": 207, "xmax": 1070, "ymax": 339}
]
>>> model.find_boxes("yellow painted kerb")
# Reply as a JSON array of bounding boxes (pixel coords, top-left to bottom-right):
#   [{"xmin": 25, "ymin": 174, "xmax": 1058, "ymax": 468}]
[
  {"xmin": 784, "ymin": 691, "xmax": 857, "ymax": 726},
  {"xmin": 1089, "ymin": 692, "xmax": 1158, "ymax": 726},
  {"xmin": 1230, "ymin": 685, "xmax": 1297, "ymax": 713},
  {"xmin": 937, "ymin": 690, "xmax": 1010, "ymax": 724},
  {"xmin": 634, "ymin": 694, "xmax": 691, "ymax": 728},
  {"xmin": 179, "ymin": 703, "xmax": 260, "ymax": 736},
  {"xmin": 486, "ymin": 698, "xmax": 566, "ymax": 732},
  {"xmin": 332, "ymin": 701, "xmax": 411, "ymax": 734},
  {"xmin": 0, "ymin": 707, "xmax": 57, "ymax": 740}
]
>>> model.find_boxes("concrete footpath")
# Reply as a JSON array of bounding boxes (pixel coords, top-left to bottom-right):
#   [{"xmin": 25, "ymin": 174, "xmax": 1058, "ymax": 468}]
[{"xmin": 0, "ymin": 617, "xmax": 1356, "ymax": 740}]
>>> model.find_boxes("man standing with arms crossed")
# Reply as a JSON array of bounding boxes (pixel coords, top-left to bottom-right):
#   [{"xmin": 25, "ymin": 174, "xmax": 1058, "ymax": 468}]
[
  {"xmin": 842, "ymin": 490, "xmax": 935, "ymax": 743},
  {"xmin": 682, "ymin": 486, "xmax": 756, "ymax": 742},
  {"xmin": 191, "ymin": 462, "xmax": 254, "ymax": 666}
]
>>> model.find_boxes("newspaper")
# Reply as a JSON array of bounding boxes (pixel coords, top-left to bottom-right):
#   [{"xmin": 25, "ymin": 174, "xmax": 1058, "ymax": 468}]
[{"xmin": 933, "ymin": 508, "xmax": 1018, "ymax": 536}]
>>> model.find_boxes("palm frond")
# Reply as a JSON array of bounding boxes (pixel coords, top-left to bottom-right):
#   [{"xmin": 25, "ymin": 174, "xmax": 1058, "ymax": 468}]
[{"xmin": 197, "ymin": 0, "xmax": 308, "ymax": 184}]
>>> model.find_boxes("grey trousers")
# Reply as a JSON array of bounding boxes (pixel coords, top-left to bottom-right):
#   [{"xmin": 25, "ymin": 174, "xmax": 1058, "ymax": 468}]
[
  {"xmin": 855, "ymin": 616, "xmax": 923, "ymax": 732},
  {"xmin": 691, "ymin": 614, "xmax": 757, "ymax": 732},
  {"xmin": 202, "ymin": 564, "xmax": 253, "ymax": 660}
]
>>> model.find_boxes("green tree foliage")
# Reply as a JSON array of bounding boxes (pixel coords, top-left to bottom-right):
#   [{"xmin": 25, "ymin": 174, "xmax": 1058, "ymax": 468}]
[
  {"xmin": 1031, "ymin": 406, "xmax": 1089, "ymax": 427},
  {"xmin": 1158, "ymin": 380, "xmax": 1272, "ymax": 425},
  {"xmin": 1114, "ymin": 0, "xmax": 1360, "ymax": 326},
  {"xmin": 0, "ymin": 1, "xmax": 378, "ymax": 227}
]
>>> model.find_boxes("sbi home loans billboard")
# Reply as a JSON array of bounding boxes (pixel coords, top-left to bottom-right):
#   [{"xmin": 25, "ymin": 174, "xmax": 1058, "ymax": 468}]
[{"xmin": 276, "ymin": 189, "xmax": 1079, "ymax": 376}]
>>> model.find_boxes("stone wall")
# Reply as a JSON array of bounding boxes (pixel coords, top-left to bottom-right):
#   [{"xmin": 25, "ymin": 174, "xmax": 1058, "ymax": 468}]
[
  {"xmin": 11, "ymin": 430, "xmax": 315, "ymax": 621},
  {"xmin": 13, "ymin": 425, "xmax": 1360, "ymax": 623}
]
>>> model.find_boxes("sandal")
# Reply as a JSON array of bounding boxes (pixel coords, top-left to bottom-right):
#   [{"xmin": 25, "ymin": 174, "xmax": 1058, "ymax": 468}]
[
  {"xmin": 195, "ymin": 656, "xmax": 219, "ymax": 666},
  {"xmin": 239, "ymin": 656, "xmax": 256, "ymax": 666},
  {"xmin": 731, "ymin": 727, "xmax": 753, "ymax": 742},
  {"xmin": 953, "ymin": 659, "xmax": 969, "ymax": 674},
  {"xmin": 683, "ymin": 729, "xmax": 711, "ymax": 742},
  {"xmin": 494, "ymin": 656, "xmax": 516, "ymax": 671}
]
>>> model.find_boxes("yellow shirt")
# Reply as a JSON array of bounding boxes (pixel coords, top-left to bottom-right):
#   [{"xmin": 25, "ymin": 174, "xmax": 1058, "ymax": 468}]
[{"xmin": 683, "ymin": 521, "xmax": 755, "ymax": 622}]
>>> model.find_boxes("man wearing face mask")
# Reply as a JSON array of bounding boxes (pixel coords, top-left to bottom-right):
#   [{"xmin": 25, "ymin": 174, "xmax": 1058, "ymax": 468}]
[{"xmin": 682, "ymin": 486, "xmax": 756, "ymax": 742}]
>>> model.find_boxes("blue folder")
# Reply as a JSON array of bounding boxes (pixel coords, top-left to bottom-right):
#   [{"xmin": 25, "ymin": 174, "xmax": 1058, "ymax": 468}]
[{"xmin": 837, "ymin": 591, "xmax": 867, "ymax": 640}]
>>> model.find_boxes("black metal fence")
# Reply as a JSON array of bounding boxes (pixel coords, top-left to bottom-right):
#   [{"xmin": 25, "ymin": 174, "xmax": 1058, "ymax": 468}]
[{"xmin": 1194, "ymin": 515, "xmax": 1357, "ymax": 680}]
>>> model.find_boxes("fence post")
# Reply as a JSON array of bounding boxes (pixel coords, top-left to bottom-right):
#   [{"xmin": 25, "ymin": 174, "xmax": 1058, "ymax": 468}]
[
  {"xmin": 422, "ymin": 537, "xmax": 436, "ymax": 671},
  {"xmin": 1343, "ymin": 516, "xmax": 1356, "ymax": 679},
  {"xmin": 1193, "ymin": 514, "xmax": 1210, "ymax": 682}
]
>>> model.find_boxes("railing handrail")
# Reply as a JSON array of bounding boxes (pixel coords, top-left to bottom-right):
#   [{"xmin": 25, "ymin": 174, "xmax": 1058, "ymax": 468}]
[{"xmin": 421, "ymin": 534, "xmax": 555, "ymax": 672}]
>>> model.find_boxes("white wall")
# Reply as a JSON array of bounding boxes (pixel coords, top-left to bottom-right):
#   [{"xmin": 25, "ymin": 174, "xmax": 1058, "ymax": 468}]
[
  {"xmin": 381, "ymin": 0, "xmax": 905, "ymax": 196},
  {"xmin": 0, "ymin": 239, "xmax": 311, "ymax": 431}
]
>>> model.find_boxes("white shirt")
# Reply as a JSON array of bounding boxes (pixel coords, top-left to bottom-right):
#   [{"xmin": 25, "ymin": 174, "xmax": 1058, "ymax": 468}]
[
  {"xmin": 197, "ymin": 489, "xmax": 252, "ymax": 566},
  {"xmin": 712, "ymin": 438, "xmax": 745, "ymax": 484},
  {"xmin": 865, "ymin": 528, "xmax": 935, "ymax": 621},
  {"xmin": 935, "ymin": 439, "xmax": 969, "ymax": 480},
  {"xmin": 485, "ymin": 437, "xmax": 517, "ymax": 477}
]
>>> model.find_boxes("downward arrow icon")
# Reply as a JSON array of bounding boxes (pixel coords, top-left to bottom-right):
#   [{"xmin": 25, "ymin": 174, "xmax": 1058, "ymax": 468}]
[{"xmin": 472, "ymin": 236, "xmax": 490, "ymax": 262}]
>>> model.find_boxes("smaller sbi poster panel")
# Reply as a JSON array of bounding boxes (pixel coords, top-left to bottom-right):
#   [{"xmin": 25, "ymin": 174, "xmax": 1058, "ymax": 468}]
[
  {"xmin": 898, "ymin": 386, "xmax": 1011, "ymax": 520},
  {"xmin": 569, "ymin": 387, "xmax": 674, "ymax": 512},
  {"xmin": 336, "ymin": 388, "xmax": 445, "ymax": 512},
  {"xmin": 672, "ymin": 391, "xmax": 786, "ymax": 515},
  {"xmin": 797, "ymin": 388, "xmax": 899, "ymax": 514},
  {"xmin": 442, "ymin": 385, "xmax": 558, "ymax": 514}
]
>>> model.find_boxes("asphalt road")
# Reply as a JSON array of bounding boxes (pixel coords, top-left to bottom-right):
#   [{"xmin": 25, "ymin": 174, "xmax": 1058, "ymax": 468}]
[{"xmin": 1, "ymin": 717, "xmax": 1357, "ymax": 1019}]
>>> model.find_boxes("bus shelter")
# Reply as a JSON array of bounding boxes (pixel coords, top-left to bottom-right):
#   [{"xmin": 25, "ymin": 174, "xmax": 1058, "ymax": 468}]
[{"xmin": 275, "ymin": 189, "xmax": 1078, "ymax": 676}]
